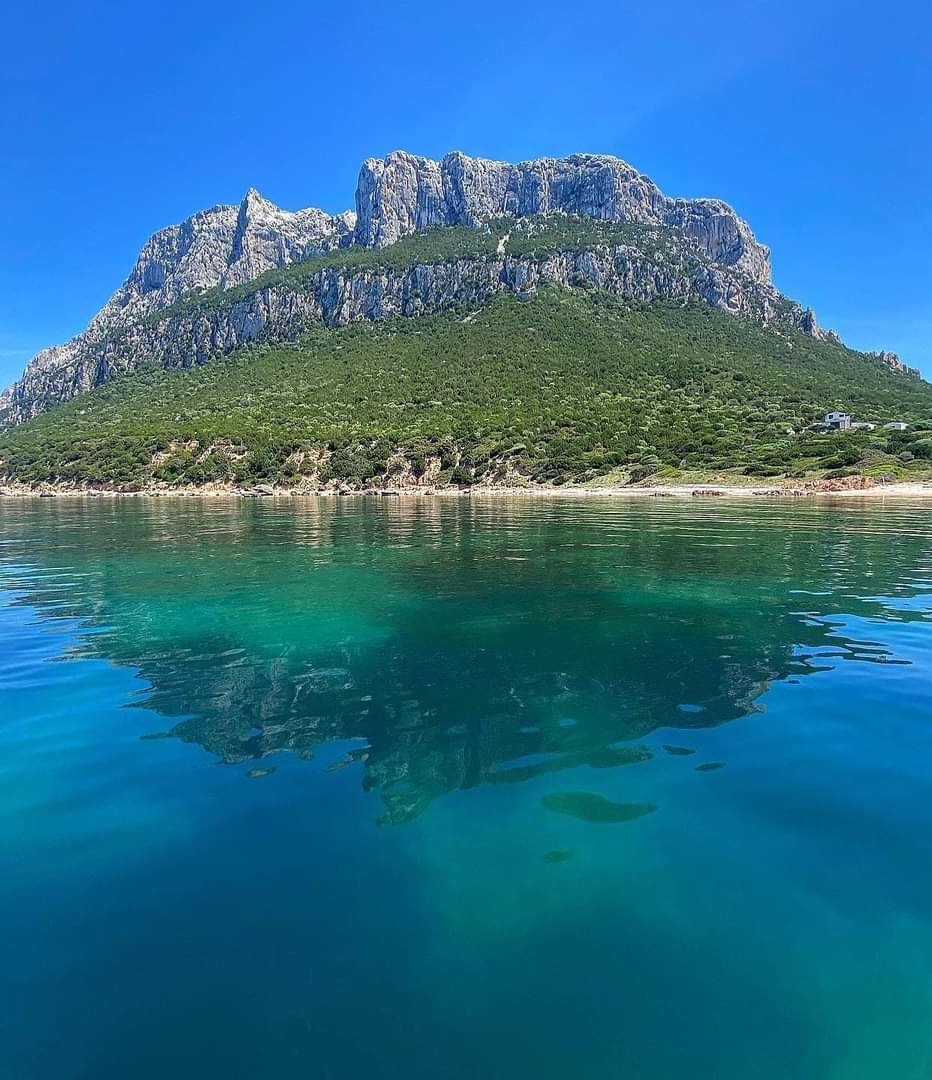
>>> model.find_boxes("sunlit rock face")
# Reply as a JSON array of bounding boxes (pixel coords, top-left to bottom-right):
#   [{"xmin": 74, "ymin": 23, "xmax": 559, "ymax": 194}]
[
  {"xmin": 1, "ymin": 186, "xmax": 357, "ymax": 422},
  {"xmin": 354, "ymin": 151, "xmax": 772, "ymax": 283},
  {"xmin": 2, "ymin": 148, "xmax": 825, "ymax": 426},
  {"xmin": 95, "ymin": 190, "xmax": 355, "ymax": 330},
  {"xmin": 1, "ymin": 239, "xmax": 824, "ymax": 422}
]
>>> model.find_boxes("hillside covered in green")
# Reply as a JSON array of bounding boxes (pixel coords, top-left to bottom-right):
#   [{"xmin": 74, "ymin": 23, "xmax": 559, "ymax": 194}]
[
  {"xmin": 2, "ymin": 288, "xmax": 931, "ymax": 490},
  {"xmin": 139, "ymin": 216, "xmax": 739, "ymax": 327}
]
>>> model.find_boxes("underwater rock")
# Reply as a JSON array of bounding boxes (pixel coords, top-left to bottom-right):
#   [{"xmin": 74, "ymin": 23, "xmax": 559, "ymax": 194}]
[
  {"xmin": 542, "ymin": 849, "xmax": 576, "ymax": 863},
  {"xmin": 247, "ymin": 766, "xmax": 276, "ymax": 778},
  {"xmin": 541, "ymin": 791, "xmax": 657, "ymax": 824},
  {"xmin": 662, "ymin": 744, "xmax": 696, "ymax": 756},
  {"xmin": 586, "ymin": 745, "xmax": 653, "ymax": 768},
  {"xmin": 695, "ymin": 762, "xmax": 725, "ymax": 772},
  {"xmin": 325, "ymin": 748, "xmax": 369, "ymax": 772}
]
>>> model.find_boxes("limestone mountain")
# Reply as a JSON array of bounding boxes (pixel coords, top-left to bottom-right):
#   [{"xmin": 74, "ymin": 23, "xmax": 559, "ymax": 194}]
[
  {"xmin": 3, "ymin": 150, "xmax": 818, "ymax": 425},
  {"xmin": 354, "ymin": 151, "xmax": 771, "ymax": 284},
  {"xmin": 1, "ymin": 189, "xmax": 355, "ymax": 423},
  {"xmin": 2, "ymin": 149, "xmax": 930, "ymax": 493}
]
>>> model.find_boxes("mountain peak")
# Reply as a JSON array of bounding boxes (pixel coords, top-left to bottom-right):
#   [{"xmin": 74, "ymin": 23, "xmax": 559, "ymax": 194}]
[
  {"xmin": 238, "ymin": 187, "xmax": 278, "ymax": 215},
  {"xmin": 2, "ymin": 147, "xmax": 832, "ymax": 425},
  {"xmin": 353, "ymin": 150, "xmax": 770, "ymax": 282}
]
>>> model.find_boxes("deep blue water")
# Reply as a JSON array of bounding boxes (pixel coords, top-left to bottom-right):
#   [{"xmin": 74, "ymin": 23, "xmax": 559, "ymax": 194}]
[{"xmin": 2, "ymin": 496, "xmax": 932, "ymax": 1078}]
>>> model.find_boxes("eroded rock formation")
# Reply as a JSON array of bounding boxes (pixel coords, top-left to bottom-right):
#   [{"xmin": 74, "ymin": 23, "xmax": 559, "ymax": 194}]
[{"xmin": 3, "ymin": 150, "xmax": 871, "ymax": 426}]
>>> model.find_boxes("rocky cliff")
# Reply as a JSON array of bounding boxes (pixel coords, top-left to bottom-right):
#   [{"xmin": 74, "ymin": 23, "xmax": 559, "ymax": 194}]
[
  {"xmin": 92, "ymin": 188, "xmax": 356, "ymax": 327},
  {"xmin": 355, "ymin": 151, "xmax": 772, "ymax": 283},
  {"xmin": 4, "ymin": 230, "xmax": 824, "ymax": 420},
  {"xmin": 869, "ymin": 351, "xmax": 921, "ymax": 378},
  {"xmin": 2, "ymin": 189, "xmax": 356, "ymax": 422},
  {"xmin": 1, "ymin": 149, "xmax": 871, "ymax": 426}
]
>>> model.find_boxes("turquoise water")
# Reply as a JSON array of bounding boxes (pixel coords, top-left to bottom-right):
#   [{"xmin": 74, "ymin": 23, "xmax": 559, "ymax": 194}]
[{"xmin": 2, "ymin": 496, "xmax": 932, "ymax": 1079}]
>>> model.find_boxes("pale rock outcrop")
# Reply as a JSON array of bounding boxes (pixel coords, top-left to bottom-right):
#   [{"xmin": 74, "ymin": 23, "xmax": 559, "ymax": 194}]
[
  {"xmin": 870, "ymin": 350, "xmax": 920, "ymax": 377},
  {"xmin": 355, "ymin": 151, "xmax": 771, "ymax": 283},
  {"xmin": 3, "ymin": 189, "xmax": 355, "ymax": 421},
  {"xmin": 224, "ymin": 190, "xmax": 356, "ymax": 289},
  {"xmin": 92, "ymin": 191, "xmax": 353, "ymax": 328},
  {"xmin": 2, "ymin": 241, "xmax": 817, "ymax": 421},
  {"xmin": 4, "ymin": 149, "xmax": 874, "ymax": 426}
]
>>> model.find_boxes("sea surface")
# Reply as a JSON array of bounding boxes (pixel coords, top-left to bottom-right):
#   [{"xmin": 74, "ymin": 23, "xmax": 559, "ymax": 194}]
[{"xmin": 2, "ymin": 496, "xmax": 932, "ymax": 1079}]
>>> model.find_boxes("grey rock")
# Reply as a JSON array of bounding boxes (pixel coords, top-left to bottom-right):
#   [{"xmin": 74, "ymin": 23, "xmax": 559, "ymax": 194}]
[
  {"xmin": 2, "ymin": 188, "xmax": 355, "ymax": 422},
  {"xmin": 93, "ymin": 189, "xmax": 354, "ymax": 330},
  {"xmin": 870, "ymin": 350, "xmax": 920, "ymax": 377},
  {"xmin": 1, "ymin": 239, "xmax": 819, "ymax": 421},
  {"xmin": 3, "ymin": 149, "xmax": 858, "ymax": 425},
  {"xmin": 354, "ymin": 151, "xmax": 770, "ymax": 282}
]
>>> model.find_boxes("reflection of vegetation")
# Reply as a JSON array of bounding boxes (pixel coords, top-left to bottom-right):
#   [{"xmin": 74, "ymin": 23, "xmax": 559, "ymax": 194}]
[
  {"xmin": 541, "ymin": 792, "xmax": 658, "ymax": 823},
  {"xmin": 489, "ymin": 744, "xmax": 653, "ymax": 784},
  {"xmin": 2, "ymin": 498, "xmax": 930, "ymax": 824},
  {"xmin": 3, "ymin": 286, "xmax": 932, "ymax": 488}
]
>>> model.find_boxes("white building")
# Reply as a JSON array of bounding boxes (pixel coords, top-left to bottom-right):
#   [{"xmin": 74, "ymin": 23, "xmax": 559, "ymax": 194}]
[
  {"xmin": 884, "ymin": 421, "xmax": 909, "ymax": 431},
  {"xmin": 825, "ymin": 411, "xmax": 852, "ymax": 430}
]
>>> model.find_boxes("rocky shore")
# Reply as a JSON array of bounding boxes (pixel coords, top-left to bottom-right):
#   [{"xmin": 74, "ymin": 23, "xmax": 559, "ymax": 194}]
[{"xmin": 3, "ymin": 478, "xmax": 930, "ymax": 500}]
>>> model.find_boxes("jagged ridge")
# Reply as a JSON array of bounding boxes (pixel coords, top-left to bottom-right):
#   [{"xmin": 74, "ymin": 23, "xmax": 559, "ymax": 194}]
[
  {"xmin": 2, "ymin": 150, "xmax": 920, "ymax": 427},
  {"xmin": 4, "ymin": 216, "xmax": 830, "ymax": 420},
  {"xmin": 354, "ymin": 151, "xmax": 771, "ymax": 283},
  {"xmin": 2, "ymin": 189, "xmax": 357, "ymax": 423},
  {"xmin": 2, "ymin": 150, "xmax": 800, "ymax": 424}
]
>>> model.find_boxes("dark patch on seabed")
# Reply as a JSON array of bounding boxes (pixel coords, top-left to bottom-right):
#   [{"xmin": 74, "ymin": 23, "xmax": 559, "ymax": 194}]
[
  {"xmin": 542, "ymin": 848, "xmax": 576, "ymax": 863},
  {"xmin": 541, "ymin": 791, "xmax": 658, "ymax": 823}
]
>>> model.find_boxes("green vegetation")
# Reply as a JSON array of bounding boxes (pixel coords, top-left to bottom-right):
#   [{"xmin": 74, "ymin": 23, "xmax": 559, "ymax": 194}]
[
  {"xmin": 143, "ymin": 225, "xmax": 501, "ymax": 326},
  {"xmin": 2, "ymin": 287, "xmax": 931, "ymax": 490},
  {"xmin": 142, "ymin": 216, "xmax": 698, "ymax": 329}
]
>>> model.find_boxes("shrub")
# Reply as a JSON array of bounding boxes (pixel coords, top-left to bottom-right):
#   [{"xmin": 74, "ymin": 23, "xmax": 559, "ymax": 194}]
[{"xmin": 449, "ymin": 465, "xmax": 473, "ymax": 486}]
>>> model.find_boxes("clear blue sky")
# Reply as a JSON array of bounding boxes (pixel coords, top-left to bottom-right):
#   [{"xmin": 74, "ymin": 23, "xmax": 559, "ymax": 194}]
[{"xmin": 1, "ymin": 0, "xmax": 930, "ymax": 386}]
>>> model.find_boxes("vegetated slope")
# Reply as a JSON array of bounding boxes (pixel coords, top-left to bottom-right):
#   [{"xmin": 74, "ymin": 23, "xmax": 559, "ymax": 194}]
[
  {"xmin": 0, "ymin": 215, "xmax": 811, "ymax": 427},
  {"xmin": 2, "ymin": 146, "xmax": 781, "ymax": 426},
  {"xmin": 2, "ymin": 289, "xmax": 930, "ymax": 490},
  {"xmin": 141, "ymin": 215, "xmax": 751, "ymax": 324}
]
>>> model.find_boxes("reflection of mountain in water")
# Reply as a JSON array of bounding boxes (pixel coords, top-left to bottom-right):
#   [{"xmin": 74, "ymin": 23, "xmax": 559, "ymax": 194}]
[{"xmin": 2, "ymin": 497, "xmax": 930, "ymax": 823}]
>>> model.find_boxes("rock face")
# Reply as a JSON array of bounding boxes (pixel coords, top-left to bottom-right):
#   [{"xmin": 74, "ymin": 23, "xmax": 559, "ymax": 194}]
[
  {"xmin": 2, "ymin": 148, "xmax": 862, "ymax": 425},
  {"xmin": 870, "ymin": 350, "xmax": 921, "ymax": 378},
  {"xmin": 3, "ymin": 189, "xmax": 356, "ymax": 422},
  {"xmin": 2, "ymin": 241, "xmax": 820, "ymax": 420},
  {"xmin": 355, "ymin": 151, "xmax": 771, "ymax": 282},
  {"xmin": 95, "ymin": 189, "xmax": 355, "ymax": 328}
]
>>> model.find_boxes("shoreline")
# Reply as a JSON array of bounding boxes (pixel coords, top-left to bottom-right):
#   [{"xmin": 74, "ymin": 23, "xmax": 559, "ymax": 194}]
[{"xmin": 2, "ymin": 480, "xmax": 932, "ymax": 501}]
